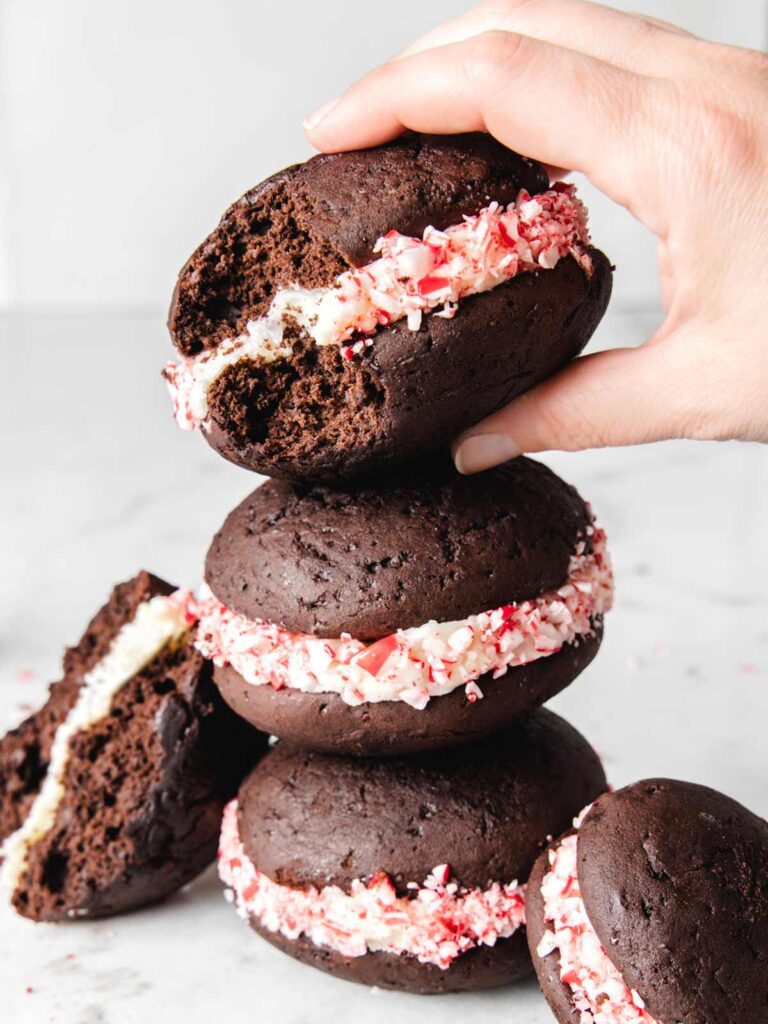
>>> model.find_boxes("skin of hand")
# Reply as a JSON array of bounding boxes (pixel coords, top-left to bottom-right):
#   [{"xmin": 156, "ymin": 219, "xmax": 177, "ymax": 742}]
[{"xmin": 304, "ymin": 0, "xmax": 768, "ymax": 473}]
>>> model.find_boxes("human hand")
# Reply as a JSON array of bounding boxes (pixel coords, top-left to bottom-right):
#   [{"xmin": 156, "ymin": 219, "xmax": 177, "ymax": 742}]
[{"xmin": 304, "ymin": 0, "xmax": 768, "ymax": 473}]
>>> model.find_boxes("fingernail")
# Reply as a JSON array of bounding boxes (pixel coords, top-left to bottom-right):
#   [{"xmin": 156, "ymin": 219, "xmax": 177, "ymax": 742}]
[
  {"xmin": 453, "ymin": 433, "xmax": 521, "ymax": 475},
  {"xmin": 303, "ymin": 97, "xmax": 340, "ymax": 132}
]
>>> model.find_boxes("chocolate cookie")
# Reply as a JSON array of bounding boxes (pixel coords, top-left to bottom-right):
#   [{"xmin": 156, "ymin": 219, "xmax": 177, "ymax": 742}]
[
  {"xmin": 527, "ymin": 779, "xmax": 768, "ymax": 1023},
  {"xmin": 219, "ymin": 709, "xmax": 608, "ymax": 993},
  {"xmin": 0, "ymin": 571, "xmax": 266, "ymax": 922},
  {"xmin": 164, "ymin": 133, "xmax": 612, "ymax": 480},
  {"xmin": 196, "ymin": 457, "xmax": 612, "ymax": 755}
]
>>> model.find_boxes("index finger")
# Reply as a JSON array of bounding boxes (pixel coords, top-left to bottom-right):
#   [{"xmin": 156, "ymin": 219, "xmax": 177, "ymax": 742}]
[
  {"xmin": 396, "ymin": 0, "xmax": 693, "ymax": 72},
  {"xmin": 306, "ymin": 31, "xmax": 660, "ymax": 212}
]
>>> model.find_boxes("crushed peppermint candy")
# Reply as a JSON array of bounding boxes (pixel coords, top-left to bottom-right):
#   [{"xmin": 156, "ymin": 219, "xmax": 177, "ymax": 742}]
[
  {"xmin": 165, "ymin": 183, "xmax": 592, "ymax": 430},
  {"xmin": 537, "ymin": 822, "xmax": 657, "ymax": 1023},
  {"xmin": 219, "ymin": 800, "xmax": 525, "ymax": 969},
  {"xmin": 191, "ymin": 526, "xmax": 611, "ymax": 710}
]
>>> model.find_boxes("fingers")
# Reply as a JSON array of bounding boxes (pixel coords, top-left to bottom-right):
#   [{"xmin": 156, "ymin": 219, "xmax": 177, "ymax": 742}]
[
  {"xmin": 451, "ymin": 322, "xmax": 760, "ymax": 472},
  {"xmin": 544, "ymin": 164, "xmax": 572, "ymax": 182},
  {"xmin": 397, "ymin": 0, "xmax": 696, "ymax": 75},
  {"xmin": 306, "ymin": 31, "xmax": 657, "ymax": 207},
  {"xmin": 395, "ymin": 1, "xmax": 508, "ymax": 60},
  {"xmin": 453, "ymin": 348, "xmax": 675, "ymax": 472},
  {"xmin": 631, "ymin": 12, "xmax": 693, "ymax": 36}
]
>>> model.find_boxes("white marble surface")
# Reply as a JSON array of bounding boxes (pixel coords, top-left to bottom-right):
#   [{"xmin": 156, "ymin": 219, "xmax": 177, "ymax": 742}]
[{"xmin": 1, "ymin": 306, "xmax": 767, "ymax": 1023}]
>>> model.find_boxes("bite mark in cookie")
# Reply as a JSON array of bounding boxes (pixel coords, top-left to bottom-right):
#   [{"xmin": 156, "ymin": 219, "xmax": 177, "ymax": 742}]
[
  {"xmin": 165, "ymin": 184, "xmax": 592, "ymax": 432},
  {"xmin": 165, "ymin": 133, "xmax": 612, "ymax": 480}
]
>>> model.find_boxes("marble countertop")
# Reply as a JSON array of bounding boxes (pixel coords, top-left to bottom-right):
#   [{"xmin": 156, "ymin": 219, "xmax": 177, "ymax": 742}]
[{"xmin": 1, "ymin": 307, "xmax": 766, "ymax": 1023}]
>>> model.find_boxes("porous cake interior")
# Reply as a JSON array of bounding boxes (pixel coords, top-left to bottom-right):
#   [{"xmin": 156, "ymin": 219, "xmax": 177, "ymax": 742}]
[
  {"xmin": 0, "ymin": 684, "xmax": 78, "ymax": 843},
  {"xmin": 208, "ymin": 336, "xmax": 386, "ymax": 461},
  {"xmin": 12, "ymin": 640, "xmax": 202, "ymax": 920},
  {"xmin": 172, "ymin": 177, "xmax": 386, "ymax": 461},
  {"xmin": 0, "ymin": 573, "xmax": 166, "ymax": 846},
  {"xmin": 170, "ymin": 178, "xmax": 349, "ymax": 355}
]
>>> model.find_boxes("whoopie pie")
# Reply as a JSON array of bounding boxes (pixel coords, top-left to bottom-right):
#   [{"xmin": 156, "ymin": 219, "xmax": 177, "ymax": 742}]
[
  {"xmin": 164, "ymin": 132, "xmax": 612, "ymax": 480},
  {"xmin": 0, "ymin": 571, "xmax": 265, "ymax": 921},
  {"xmin": 526, "ymin": 778, "xmax": 768, "ymax": 1024},
  {"xmin": 219, "ymin": 709, "xmax": 607, "ymax": 993},
  {"xmin": 195, "ymin": 457, "xmax": 613, "ymax": 756}
]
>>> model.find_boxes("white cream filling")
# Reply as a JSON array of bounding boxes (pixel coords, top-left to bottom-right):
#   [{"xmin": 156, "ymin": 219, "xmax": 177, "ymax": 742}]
[{"xmin": 0, "ymin": 591, "xmax": 193, "ymax": 892}]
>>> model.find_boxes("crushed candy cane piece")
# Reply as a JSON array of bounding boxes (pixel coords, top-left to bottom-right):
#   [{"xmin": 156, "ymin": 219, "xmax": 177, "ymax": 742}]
[
  {"xmin": 191, "ymin": 526, "xmax": 612, "ymax": 708},
  {"xmin": 537, "ymin": 823, "xmax": 657, "ymax": 1023}
]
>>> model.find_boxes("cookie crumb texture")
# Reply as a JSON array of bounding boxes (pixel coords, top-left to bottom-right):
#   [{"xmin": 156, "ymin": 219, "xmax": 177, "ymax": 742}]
[
  {"xmin": 0, "ymin": 572, "xmax": 264, "ymax": 922},
  {"xmin": 0, "ymin": 573, "xmax": 155, "ymax": 847},
  {"xmin": 169, "ymin": 134, "xmax": 612, "ymax": 480},
  {"xmin": 205, "ymin": 457, "xmax": 594, "ymax": 638}
]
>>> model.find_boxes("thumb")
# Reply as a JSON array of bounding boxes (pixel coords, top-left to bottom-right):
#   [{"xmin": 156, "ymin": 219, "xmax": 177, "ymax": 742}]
[{"xmin": 451, "ymin": 331, "xmax": 716, "ymax": 473}]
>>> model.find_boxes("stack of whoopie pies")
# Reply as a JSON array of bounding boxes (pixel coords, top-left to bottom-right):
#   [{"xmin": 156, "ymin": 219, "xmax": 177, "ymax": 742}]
[
  {"xmin": 163, "ymin": 133, "xmax": 620, "ymax": 993},
  {"xmin": 5, "ymin": 133, "xmax": 767, "ymax": 1019}
]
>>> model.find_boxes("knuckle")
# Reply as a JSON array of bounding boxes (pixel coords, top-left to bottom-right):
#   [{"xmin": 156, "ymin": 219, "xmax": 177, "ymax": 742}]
[
  {"xmin": 464, "ymin": 29, "xmax": 531, "ymax": 83},
  {"xmin": 717, "ymin": 42, "xmax": 768, "ymax": 81},
  {"xmin": 694, "ymin": 101, "xmax": 739, "ymax": 145},
  {"xmin": 679, "ymin": 409, "xmax": 724, "ymax": 443},
  {"xmin": 695, "ymin": 101, "xmax": 764, "ymax": 178}
]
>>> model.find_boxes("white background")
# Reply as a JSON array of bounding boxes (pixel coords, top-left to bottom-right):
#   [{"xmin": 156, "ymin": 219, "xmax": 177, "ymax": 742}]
[
  {"xmin": 0, "ymin": 0, "xmax": 766, "ymax": 314},
  {"xmin": 1, "ymin": 4, "xmax": 767, "ymax": 1023}
]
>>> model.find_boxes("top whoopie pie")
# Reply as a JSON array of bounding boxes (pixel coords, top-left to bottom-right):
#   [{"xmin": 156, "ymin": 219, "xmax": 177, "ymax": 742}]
[
  {"xmin": 526, "ymin": 778, "xmax": 768, "ymax": 1024},
  {"xmin": 195, "ymin": 457, "xmax": 613, "ymax": 756},
  {"xmin": 165, "ymin": 133, "xmax": 612, "ymax": 480}
]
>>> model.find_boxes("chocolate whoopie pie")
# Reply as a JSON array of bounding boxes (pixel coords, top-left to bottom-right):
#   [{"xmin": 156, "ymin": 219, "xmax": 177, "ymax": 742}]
[
  {"xmin": 0, "ymin": 571, "xmax": 266, "ymax": 922},
  {"xmin": 219, "ymin": 709, "xmax": 607, "ymax": 994},
  {"xmin": 527, "ymin": 779, "xmax": 768, "ymax": 1024},
  {"xmin": 196, "ymin": 457, "xmax": 613, "ymax": 756},
  {"xmin": 164, "ymin": 132, "xmax": 612, "ymax": 480}
]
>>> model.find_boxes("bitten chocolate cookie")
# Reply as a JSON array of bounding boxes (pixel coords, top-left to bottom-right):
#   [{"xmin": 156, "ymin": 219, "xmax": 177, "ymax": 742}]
[
  {"xmin": 219, "ymin": 709, "xmax": 607, "ymax": 994},
  {"xmin": 196, "ymin": 457, "xmax": 613, "ymax": 756},
  {"xmin": 527, "ymin": 779, "xmax": 768, "ymax": 1024},
  {"xmin": 164, "ymin": 133, "xmax": 612, "ymax": 480},
  {"xmin": 0, "ymin": 571, "xmax": 266, "ymax": 922}
]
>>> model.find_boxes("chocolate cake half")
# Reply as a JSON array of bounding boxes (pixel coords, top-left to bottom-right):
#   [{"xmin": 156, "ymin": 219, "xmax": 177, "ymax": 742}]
[{"xmin": 0, "ymin": 571, "xmax": 266, "ymax": 922}]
